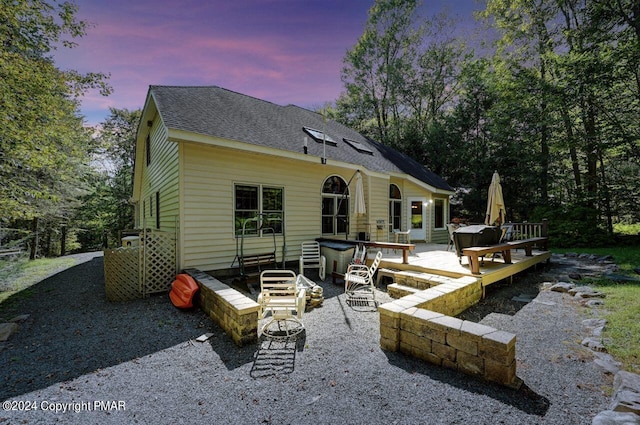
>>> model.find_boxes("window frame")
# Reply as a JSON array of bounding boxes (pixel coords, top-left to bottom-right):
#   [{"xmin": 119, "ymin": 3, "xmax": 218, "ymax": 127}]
[
  {"xmin": 321, "ymin": 175, "xmax": 349, "ymax": 235},
  {"xmin": 155, "ymin": 191, "xmax": 160, "ymax": 229},
  {"xmin": 145, "ymin": 134, "xmax": 151, "ymax": 165},
  {"xmin": 389, "ymin": 184, "xmax": 402, "ymax": 231},
  {"xmin": 434, "ymin": 198, "xmax": 445, "ymax": 230},
  {"xmin": 234, "ymin": 183, "xmax": 284, "ymax": 237}
]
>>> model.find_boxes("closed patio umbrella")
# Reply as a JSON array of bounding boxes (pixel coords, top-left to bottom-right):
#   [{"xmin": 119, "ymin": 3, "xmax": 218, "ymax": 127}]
[
  {"xmin": 354, "ymin": 171, "xmax": 366, "ymax": 216},
  {"xmin": 485, "ymin": 171, "xmax": 506, "ymax": 226}
]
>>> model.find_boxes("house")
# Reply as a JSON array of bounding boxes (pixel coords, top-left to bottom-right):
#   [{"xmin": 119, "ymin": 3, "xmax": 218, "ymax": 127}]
[{"xmin": 131, "ymin": 85, "xmax": 454, "ymax": 274}]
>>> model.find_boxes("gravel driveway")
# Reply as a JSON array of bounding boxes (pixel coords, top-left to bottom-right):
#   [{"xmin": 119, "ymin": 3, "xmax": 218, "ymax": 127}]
[{"xmin": 0, "ymin": 253, "xmax": 610, "ymax": 424}]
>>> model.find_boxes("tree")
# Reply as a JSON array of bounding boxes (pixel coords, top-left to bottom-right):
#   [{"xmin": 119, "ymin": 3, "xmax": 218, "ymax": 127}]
[
  {"xmin": 478, "ymin": 0, "xmax": 640, "ymax": 240},
  {"xmin": 340, "ymin": 0, "xmax": 423, "ymax": 145},
  {"xmin": 0, "ymin": 0, "xmax": 110, "ymax": 256},
  {"xmin": 71, "ymin": 108, "xmax": 140, "ymax": 250},
  {"xmin": 337, "ymin": 0, "xmax": 639, "ymax": 240},
  {"xmin": 339, "ymin": 0, "xmax": 470, "ymax": 172}
]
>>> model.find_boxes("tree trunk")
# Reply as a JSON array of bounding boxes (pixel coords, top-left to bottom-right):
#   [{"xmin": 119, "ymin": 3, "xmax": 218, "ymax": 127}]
[
  {"xmin": 45, "ymin": 226, "xmax": 52, "ymax": 257},
  {"xmin": 60, "ymin": 225, "xmax": 66, "ymax": 256},
  {"xmin": 598, "ymin": 150, "xmax": 614, "ymax": 236},
  {"xmin": 581, "ymin": 93, "xmax": 599, "ymax": 206},
  {"xmin": 538, "ymin": 50, "xmax": 549, "ymax": 202},
  {"xmin": 561, "ymin": 106, "xmax": 582, "ymax": 196},
  {"xmin": 539, "ymin": 116, "xmax": 549, "ymax": 202},
  {"xmin": 29, "ymin": 217, "xmax": 38, "ymax": 261}
]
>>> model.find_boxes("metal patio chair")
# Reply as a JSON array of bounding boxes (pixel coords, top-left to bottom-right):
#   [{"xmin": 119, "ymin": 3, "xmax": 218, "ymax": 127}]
[
  {"xmin": 258, "ymin": 270, "xmax": 306, "ymax": 339},
  {"xmin": 344, "ymin": 251, "xmax": 383, "ymax": 307},
  {"xmin": 299, "ymin": 241, "xmax": 326, "ymax": 281}
]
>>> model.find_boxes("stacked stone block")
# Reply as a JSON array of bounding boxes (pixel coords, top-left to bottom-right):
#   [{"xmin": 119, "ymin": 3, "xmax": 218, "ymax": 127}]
[
  {"xmin": 185, "ymin": 269, "xmax": 260, "ymax": 347},
  {"xmin": 394, "ymin": 270, "xmax": 453, "ymax": 290},
  {"xmin": 379, "ymin": 275, "xmax": 520, "ymax": 388},
  {"xmin": 387, "ymin": 284, "xmax": 418, "ymax": 298}
]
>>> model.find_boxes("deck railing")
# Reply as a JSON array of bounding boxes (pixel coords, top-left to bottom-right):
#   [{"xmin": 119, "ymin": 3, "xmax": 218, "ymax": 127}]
[{"xmin": 506, "ymin": 219, "xmax": 548, "ymax": 240}]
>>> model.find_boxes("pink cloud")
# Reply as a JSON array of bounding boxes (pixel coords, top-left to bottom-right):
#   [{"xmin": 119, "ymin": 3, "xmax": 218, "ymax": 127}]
[{"xmin": 54, "ymin": 0, "xmax": 482, "ymax": 125}]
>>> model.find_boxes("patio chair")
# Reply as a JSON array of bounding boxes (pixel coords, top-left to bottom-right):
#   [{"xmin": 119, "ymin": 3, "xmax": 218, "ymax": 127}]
[
  {"xmin": 299, "ymin": 241, "xmax": 326, "ymax": 281},
  {"xmin": 446, "ymin": 223, "xmax": 458, "ymax": 251},
  {"xmin": 500, "ymin": 224, "xmax": 514, "ymax": 242},
  {"xmin": 485, "ymin": 225, "xmax": 515, "ymax": 262},
  {"xmin": 350, "ymin": 244, "xmax": 367, "ymax": 265},
  {"xmin": 344, "ymin": 251, "xmax": 383, "ymax": 306},
  {"xmin": 258, "ymin": 270, "xmax": 306, "ymax": 338},
  {"xmin": 391, "ymin": 229, "xmax": 413, "ymax": 256},
  {"xmin": 393, "ymin": 229, "xmax": 411, "ymax": 244}
]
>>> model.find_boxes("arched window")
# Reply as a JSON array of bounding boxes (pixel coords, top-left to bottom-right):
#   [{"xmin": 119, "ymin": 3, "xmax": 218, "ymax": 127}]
[
  {"xmin": 322, "ymin": 176, "xmax": 349, "ymax": 235},
  {"xmin": 389, "ymin": 184, "xmax": 402, "ymax": 231}
]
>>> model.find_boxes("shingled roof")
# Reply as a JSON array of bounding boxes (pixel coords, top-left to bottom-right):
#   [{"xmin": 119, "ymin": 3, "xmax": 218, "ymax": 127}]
[{"xmin": 147, "ymin": 85, "xmax": 453, "ymax": 192}]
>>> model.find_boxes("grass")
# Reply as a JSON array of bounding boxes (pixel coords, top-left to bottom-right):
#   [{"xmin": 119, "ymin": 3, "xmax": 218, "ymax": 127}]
[
  {"xmin": 0, "ymin": 256, "xmax": 77, "ymax": 304},
  {"xmin": 613, "ymin": 223, "xmax": 640, "ymax": 235},
  {"xmin": 593, "ymin": 283, "xmax": 640, "ymax": 374},
  {"xmin": 552, "ymin": 245, "xmax": 640, "ymax": 374}
]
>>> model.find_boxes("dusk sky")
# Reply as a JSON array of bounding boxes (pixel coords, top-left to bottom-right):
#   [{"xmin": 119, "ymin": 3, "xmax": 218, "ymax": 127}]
[{"xmin": 52, "ymin": 0, "xmax": 487, "ymax": 126}]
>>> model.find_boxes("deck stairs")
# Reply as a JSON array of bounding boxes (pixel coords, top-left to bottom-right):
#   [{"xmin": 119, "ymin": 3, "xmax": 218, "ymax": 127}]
[{"xmin": 383, "ymin": 269, "xmax": 467, "ymax": 299}]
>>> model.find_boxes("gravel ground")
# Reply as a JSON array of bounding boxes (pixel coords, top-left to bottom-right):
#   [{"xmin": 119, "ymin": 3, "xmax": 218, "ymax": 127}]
[{"xmin": 0, "ymin": 253, "xmax": 611, "ymax": 424}]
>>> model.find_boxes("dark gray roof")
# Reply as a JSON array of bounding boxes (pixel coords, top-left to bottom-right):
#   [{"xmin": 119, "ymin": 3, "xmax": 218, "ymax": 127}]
[{"xmin": 148, "ymin": 85, "xmax": 453, "ymax": 192}]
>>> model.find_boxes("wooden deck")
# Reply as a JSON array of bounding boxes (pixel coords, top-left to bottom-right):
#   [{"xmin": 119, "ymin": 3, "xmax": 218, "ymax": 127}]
[{"xmin": 374, "ymin": 243, "xmax": 551, "ymax": 290}]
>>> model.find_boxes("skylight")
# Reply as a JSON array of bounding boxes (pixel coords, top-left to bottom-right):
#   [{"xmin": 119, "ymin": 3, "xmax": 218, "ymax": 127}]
[
  {"xmin": 303, "ymin": 127, "xmax": 337, "ymax": 146},
  {"xmin": 343, "ymin": 138, "xmax": 374, "ymax": 155}
]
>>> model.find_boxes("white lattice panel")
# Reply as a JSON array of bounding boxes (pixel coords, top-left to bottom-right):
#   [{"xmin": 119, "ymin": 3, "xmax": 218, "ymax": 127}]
[
  {"xmin": 142, "ymin": 230, "xmax": 176, "ymax": 296},
  {"xmin": 104, "ymin": 247, "xmax": 141, "ymax": 301}
]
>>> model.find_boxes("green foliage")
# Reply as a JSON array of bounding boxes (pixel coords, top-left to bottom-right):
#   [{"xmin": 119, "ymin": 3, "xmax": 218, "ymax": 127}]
[
  {"xmin": 339, "ymin": 0, "xmax": 639, "ymax": 235},
  {"xmin": 531, "ymin": 204, "xmax": 611, "ymax": 248},
  {"xmin": 341, "ymin": 0, "xmax": 419, "ymax": 140},
  {"xmin": 0, "ymin": 256, "xmax": 76, "ymax": 304},
  {"xmin": 553, "ymin": 245, "xmax": 640, "ymax": 374},
  {"xmin": 1, "ymin": 0, "xmax": 111, "ymax": 256},
  {"xmin": 340, "ymin": 0, "xmax": 432, "ymax": 145},
  {"xmin": 597, "ymin": 282, "xmax": 640, "ymax": 375},
  {"xmin": 614, "ymin": 223, "xmax": 640, "ymax": 236},
  {"xmin": 71, "ymin": 108, "xmax": 140, "ymax": 249}
]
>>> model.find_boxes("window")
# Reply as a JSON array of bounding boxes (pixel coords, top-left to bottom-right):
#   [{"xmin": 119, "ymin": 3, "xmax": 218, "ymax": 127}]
[
  {"xmin": 234, "ymin": 184, "xmax": 283, "ymax": 236},
  {"xmin": 389, "ymin": 184, "xmax": 402, "ymax": 231},
  {"xmin": 343, "ymin": 138, "xmax": 374, "ymax": 155},
  {"xmin": 303, "ymin": 127, "xmax": 338, "ymax": 146},
  {"xmin": 434, "ymin": 198, "xmax": 445, "ymax": 229},
  {"xmin": 262, "ymin": 187, "xmax": 283, "ymax": 233},
  {"xmin": 155, "ymin": 191, "xmax": 160, "ymax": 229},
  {"xmin": 411, "ymin": 201, "xmax": 423, "ymax": 229},
  {"xmin": 322, "ymin": 176, "xmax": 348, "ymax": 235},
  {"xmin": 145, "ymin": 134, "xmax": 151, "ymax": 165}
]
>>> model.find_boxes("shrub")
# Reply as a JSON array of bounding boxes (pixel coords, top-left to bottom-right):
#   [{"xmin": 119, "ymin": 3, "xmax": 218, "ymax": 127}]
[{"xmin": 531, "ymin": 204, "xmax": 611, "ymax": 248}]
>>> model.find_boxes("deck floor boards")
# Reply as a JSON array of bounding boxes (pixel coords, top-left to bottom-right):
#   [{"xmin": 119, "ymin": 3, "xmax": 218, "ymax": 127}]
[{"xmin": 373, "ymin": 243, "xmax": 551, "ymax": 287}]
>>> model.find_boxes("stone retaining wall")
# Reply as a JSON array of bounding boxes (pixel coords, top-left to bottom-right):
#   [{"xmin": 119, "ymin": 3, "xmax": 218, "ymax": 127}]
[
  {"xmin": 379, "ymin": 276, "xmax": 520, "ymax": 388},
  {"xmin": 184, "ymin": 269, "xmax": 259, "ymax": 347},
  {"xmin": 394, "ymin": 270, "xmax": 458, "ymax": 290}
]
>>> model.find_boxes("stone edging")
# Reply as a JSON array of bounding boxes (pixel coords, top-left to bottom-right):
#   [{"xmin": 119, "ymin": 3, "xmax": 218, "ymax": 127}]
[
  {"xmin": 184, "ymin": 268, "xmax": 260, "ymax": 347},
  {"xmin": 379, "ymin": 276, "xmax": 521, "ymax": 388},
  {"xmin": 549, "ymin": 280, "xmax": 640, "ymax": 424}
]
